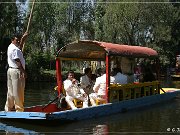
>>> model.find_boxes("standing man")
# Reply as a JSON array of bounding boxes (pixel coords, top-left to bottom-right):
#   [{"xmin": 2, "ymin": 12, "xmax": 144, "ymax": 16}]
[{"xmin": 5, "ymin": 32, "xmax": 28, "ymax": 112}]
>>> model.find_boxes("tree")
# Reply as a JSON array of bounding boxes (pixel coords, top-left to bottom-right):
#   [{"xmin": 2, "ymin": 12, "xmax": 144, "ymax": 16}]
[
  {"xmin": 94, "ymin": 0, "xmax": 179, "ymax": 66},
  {"xmin": 24, "ymin": 0, "xmax": 56, "ymax": 53},
  {"xmin": 17, "ymin": 0, "xmax": 180, "ymax": 72},
  {"xmin": 94, "ymin": 0, "xmax": 106, "ymax": 41},
  {"xmin": 0, "ymin": 0, "xmax": 26, "ymax": 72}
]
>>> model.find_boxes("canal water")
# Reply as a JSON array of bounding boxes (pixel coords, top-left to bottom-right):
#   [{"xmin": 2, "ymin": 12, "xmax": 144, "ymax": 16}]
[{"xmin": 0, "ymin": 79, "xmax": 180, "ymax": 134}]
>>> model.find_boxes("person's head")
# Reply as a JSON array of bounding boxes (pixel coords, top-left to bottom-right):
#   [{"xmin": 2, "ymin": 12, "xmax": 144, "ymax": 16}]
[
  {"xmin": 96, "ymin": 68, "xmax": 101, "ymax": 76},
  {"xmin": 111, "ymin": 68, "xmax": 118, "ymax": 76},
  {"xmin": 67, "ymin": 70, "xmax": 75, "ymax": 81},
  {"xmin": 117, "ymin": 68, "xmax": 122, "ymax": 73},
  {"xmin": 144, "ymin": 66, "xmax": 152, "ymax": 74},
  {"xmin": 100, "ymin": 68, "xmax": 106, "ymax": 75},
  {"xmin": 84, "ymin": 68, "xmax": 92, "ymax": 77},
  {"xmin": 11, "ymin": 34, "xmax": 22, "ymax": 46}
]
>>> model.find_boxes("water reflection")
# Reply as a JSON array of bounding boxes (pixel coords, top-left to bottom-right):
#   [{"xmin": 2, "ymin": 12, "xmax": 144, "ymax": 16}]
[
  {"xmin": 0, "ymin": 123, "xmax": 37, "ymax": 135},
  {"xmin": 24, "ymin": 82, "xmax": 56, "ymax": 107},
  {"xmin": 93, "ymin": 125, "xmax": 108, "ymax": 135}
]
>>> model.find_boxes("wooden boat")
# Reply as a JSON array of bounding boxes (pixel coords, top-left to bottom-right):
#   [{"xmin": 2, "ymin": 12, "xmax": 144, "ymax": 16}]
[{"xmin": 0, "ymin": 40, "xmax": 180, "ymax": 124}]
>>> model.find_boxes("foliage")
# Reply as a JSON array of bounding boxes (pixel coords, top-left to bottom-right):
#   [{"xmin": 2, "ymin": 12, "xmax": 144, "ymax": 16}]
[
  {"xmin": 0, "ymin": 0, "xmax": 26, "ymax": 72},
  {"xmin": 0, "ymin": 0, "xmax": 17, "ymax": 39},
  {"xmin": 0, "ymin": 0, "xmax": 180, "ymax": 78},
  {"xmin": 95, "ymin": 0, "xmax": 179, "ymax": 66},
  {"xmin": 25, "ymin": 50, "xmax": 55, "ymax": 81},
  {"xmin": 26, "ymin": 51, "xmax": 55, "ymax": 71},
  {"xmin": 94, "ymin": 0, "xmax": 106, "ymax": 41}
]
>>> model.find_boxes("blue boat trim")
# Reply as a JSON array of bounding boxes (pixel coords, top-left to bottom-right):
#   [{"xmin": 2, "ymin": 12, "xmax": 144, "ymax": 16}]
[{"xmin": 0, "ymin": 112, "xmax": 46, "ymax": 119}]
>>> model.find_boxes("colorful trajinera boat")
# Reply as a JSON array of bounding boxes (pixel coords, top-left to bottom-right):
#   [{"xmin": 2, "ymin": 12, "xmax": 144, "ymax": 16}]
[{"xmin": 0, "ymin": 40, "xmax": 179, "ymax": 124}]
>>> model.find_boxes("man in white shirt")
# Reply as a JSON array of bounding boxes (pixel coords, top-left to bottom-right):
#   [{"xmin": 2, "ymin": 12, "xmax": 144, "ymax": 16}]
[
  {"xmin": 89, "ymin": 68, "xmax": 107, "ymax": 106},
  {"xmin": 64, "ymin": 70, "xmax": 88, "ymax": 110},
  {"xmin": 80, "ymin": 68, "xmax": 94, "ymax": 95},
  {"xmin": 5, "ymin": 32, "xmax": 28, "ymax": 112}
]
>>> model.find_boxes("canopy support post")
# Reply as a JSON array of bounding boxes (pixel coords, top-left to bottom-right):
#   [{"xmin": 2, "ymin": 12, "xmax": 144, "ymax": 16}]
[
  {"xmin": 56, "ymin": 58, "xmax": 62, "ymax": 96},
  {"xmin": 106, "ymin": 53, "xmax": 110, "ymax": 103}
]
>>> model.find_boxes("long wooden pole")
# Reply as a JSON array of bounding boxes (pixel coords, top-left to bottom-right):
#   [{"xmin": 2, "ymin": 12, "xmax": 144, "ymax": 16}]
[{"xmin": 22, "ymin": 0, "xmax": 36, "ymax": 53}]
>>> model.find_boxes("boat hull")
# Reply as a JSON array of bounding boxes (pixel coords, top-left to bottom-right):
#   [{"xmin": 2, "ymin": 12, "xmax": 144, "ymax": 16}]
[
  {"xmin": 0, "ymin": 90, "xmax": 179, "ymax": 124},
  {"xmin": 47, "ymin": 91, "xmax": 179, "ymax": 121}
]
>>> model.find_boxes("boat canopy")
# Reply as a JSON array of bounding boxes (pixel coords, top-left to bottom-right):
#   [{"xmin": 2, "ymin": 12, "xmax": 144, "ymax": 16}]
[{"xmin": 57, "ymin": 40, "xmax": 158, "ymax": 60}]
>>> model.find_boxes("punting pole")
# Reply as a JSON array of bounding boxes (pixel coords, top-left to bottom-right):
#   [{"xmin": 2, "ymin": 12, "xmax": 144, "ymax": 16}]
[{"xmin": 22, "ymin": 0, "xmax": 36, "ymax": 53}]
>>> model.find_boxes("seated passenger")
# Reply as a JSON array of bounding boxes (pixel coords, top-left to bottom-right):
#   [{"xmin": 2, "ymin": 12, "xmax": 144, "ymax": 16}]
[
  {"xmin": 133, "ymin": 63, "xmax": 143, "ymax": 83},
  {"xmin": 80, "ymin": 68, "xmax": 94, "ymax": 95},
  {"xmin": 63, "ymin": 70, "xmax": 88, "ymax": 110},
  {"xmin": 111, "ymin": 68, "xmax": 128, "ymax": 84},
  {"xmin": 143, "ymin": 66, "xmax": 156, "ymax": 82},
  {"xmin": 95, "ymin": 68, "xmax": 102, "ymax": 77},
  {"xmin": 89, "ymin": 68, "xmax": 107, "ymax": 106}
]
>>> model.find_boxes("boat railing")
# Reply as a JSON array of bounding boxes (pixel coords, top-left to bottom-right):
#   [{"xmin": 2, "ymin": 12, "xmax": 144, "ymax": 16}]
[{"xmin": 109, "ymin": 81, "xmax": 160, "ymax": 103}]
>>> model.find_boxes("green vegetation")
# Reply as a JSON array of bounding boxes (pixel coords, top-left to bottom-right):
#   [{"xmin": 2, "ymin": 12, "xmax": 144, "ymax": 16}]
[{"xmin": 0, "ymin": 0, "xmax": 179, "ymax": 81}]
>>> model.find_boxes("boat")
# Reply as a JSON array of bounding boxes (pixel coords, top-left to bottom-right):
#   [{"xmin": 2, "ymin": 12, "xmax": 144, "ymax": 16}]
[{"xmin": 0, "ymin": 40, "xmax": 180, "ymax": 124}]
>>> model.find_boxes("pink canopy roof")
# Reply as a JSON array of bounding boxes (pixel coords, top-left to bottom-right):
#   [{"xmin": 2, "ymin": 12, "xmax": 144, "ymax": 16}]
[{"xmin": 57, "ymin": 40, "xmax": 158, "ymax": 59}]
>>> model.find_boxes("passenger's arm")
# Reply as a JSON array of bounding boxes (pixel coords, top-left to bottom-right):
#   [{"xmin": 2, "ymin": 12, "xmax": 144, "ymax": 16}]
[
  {"xmin": 93, "ymin": 78, "xmax": 100, "ymax": 93},
  {"xmin": 80, "ymin": 88, "xmax": 85, "ymax": 94},
  {"xmin": 80, "ymin": 88, "xmax": 88, "ymax": 97},
  {"xmin": 80, "ymin": 76, "xmax": 87, "ymax": 89},
  {"xmin": 63, "ymin": 80, "xmax": 73, "ymax": 92}
]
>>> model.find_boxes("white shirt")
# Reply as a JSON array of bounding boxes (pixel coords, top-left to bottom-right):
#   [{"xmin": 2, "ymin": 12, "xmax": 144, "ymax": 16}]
[
  {"xmin": 7, "ymin": 43, "xmax": 25, "ymax": 69},
  {"xmin": 113, "ymin": 72, "xmax": 127, "ymax": 84},
  {"xmin": 80, "ymin": 75, "xmax": 94, "ymax": 94},
  {"xmin": 63, "ymin": 79, "xmax": 85, "ymax": 97},
  {"xmin": 93, "ymin": 74, "xmax": 106, "ymax": 95},
  {"xmin": 93, "ymin": 74, "xmax": 115, "ymax": 95}
]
